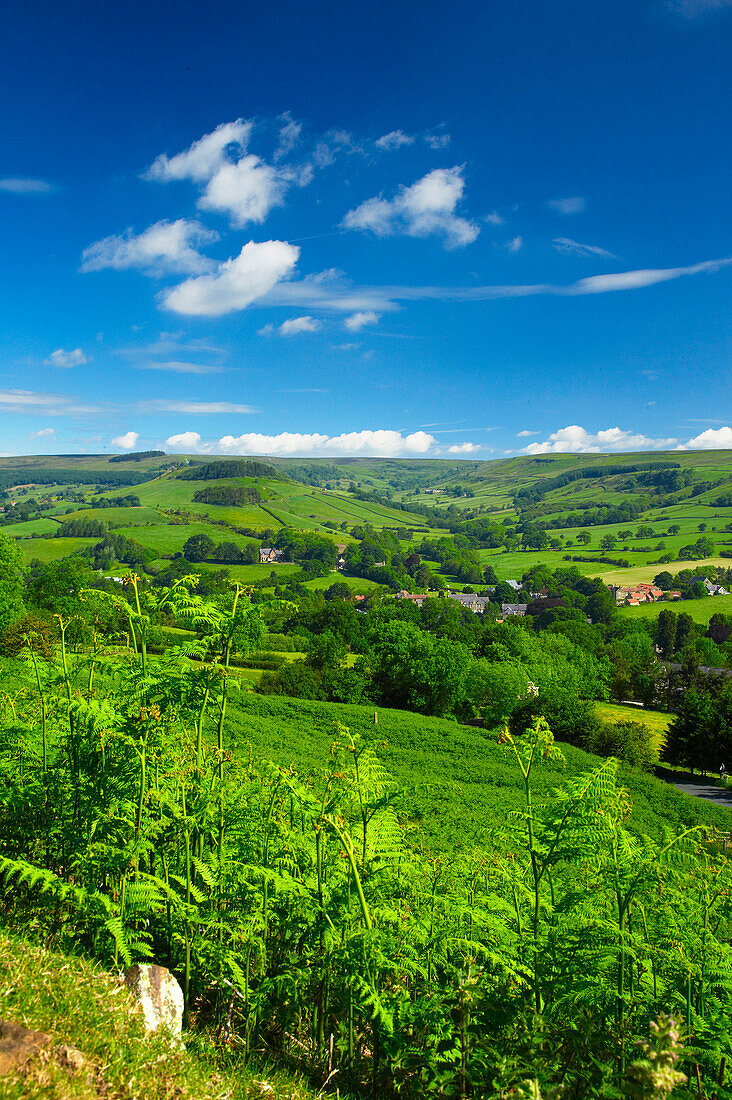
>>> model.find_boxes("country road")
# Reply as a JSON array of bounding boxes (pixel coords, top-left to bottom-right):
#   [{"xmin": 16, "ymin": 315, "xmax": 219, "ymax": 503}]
[{"xmin": 673, "ymin": 779, "xmax": 732, "ymax": 808}]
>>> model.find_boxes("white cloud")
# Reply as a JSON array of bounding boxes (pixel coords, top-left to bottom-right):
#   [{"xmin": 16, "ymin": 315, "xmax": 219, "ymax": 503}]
[
  {"xmin": 344, "ymin": 311, "xmax": 379, "ymax": 331},
  {"xmin": 44, "ymin": 348, "xmax": 88, "ymax": 368},
  {"xmin": 521, "ymin": 425, "xmax": 678, "ymax": 454},
  {"xmin": 112, "ymin": 431, "xmax": 139, "ymax": 449},
  {"xmin": 375, "ymin": 130, "xmax": 414, "ymax": 150},
  {"xmin": 145, "ymin": 119, "xmax": 307, "ymax": 229},
  {"xmin": 164, "ymin": 427, "xmax": 479, "ymax": 457},
  {"xmin": 0, "ymin": 178, "xmax": 54, "ymax": 194},
  {"xmin": 163, "ymin": 240, "xmax": 300, "ymax": 316},
  {"xmin": 198, "ymin": 155, "xmax": 289, "ymax": 226},
  {"xmin": 447, "ymin": 442, "xmax": 481, "ymax": 454},
  {"xmin": 0, "ymin": 390, "xmax": 102, "ymax": 415},
  {"xmin": 263, "ymin": 254, "xmax": 732, "ymax": 315},
  {"xmin": 342, "ymin": 166, "xmax": 479, "ymax": 248},
  {"xmin": 424, "ymin": 132, "xmax": 451, "ymax": 149},
  {"xmin": 485, "ymin": 210, "xmax": 505, "ymax": 226},
  {"xmin": 506, "ymin": 236, "xmax": 523, "ymax": 253},
  {"xmin": 81, "ymin": 219, "xmax": 217, "ymax": 276},
  {"xmin": 29, "ymin": 427, "xmax": 54, "ymax": 439},
  {"xmin": 680, "ymin": 426, "xmax": 732, "ymax": 449},
  {"xmin": 517, "ymin": 430, "xmax": 539, "ymax": 437},
  {"xmin": 274, "ymin": 112, "xmax": 302, "ymax": 161},
  {"xmin": 548, "ymin": 196, "xmax": 585, "ymax": 215},
  {"xmin": 142, "ymin": 400, "xmax": 258, "ymax": 414},
  {"xmin": 145, "ymin": 119, "xmax": 252, "ymax": 183},
  {"xmin": 166, "ymin": 431, "xmax": 203, "ymax": 449},
  {"xmin": 553, "ymin": 237, "xmax": 617, "ymax": 259},
  {"xmin": 137, "ymin": 360, "xmax": 225, "ymax": 374},
  {"xmin": 565, "ymin": 258, "xmax": 730, "ymax": 294},
  {"xmin": 279, "ymin": 315, "xmax": 321, "ymax": 335}
]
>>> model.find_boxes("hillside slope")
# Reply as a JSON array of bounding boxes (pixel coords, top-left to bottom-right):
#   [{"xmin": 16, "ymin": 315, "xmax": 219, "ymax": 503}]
[{"xmin": 223, "ymin": 694, "xmax": 732, "ymax": 851}]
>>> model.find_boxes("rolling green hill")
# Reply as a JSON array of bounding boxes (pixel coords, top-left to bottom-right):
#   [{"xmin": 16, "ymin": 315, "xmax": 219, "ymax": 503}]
[{"xmin": 1, "ymin": 450, "xmax": 730, "ymax": 594}]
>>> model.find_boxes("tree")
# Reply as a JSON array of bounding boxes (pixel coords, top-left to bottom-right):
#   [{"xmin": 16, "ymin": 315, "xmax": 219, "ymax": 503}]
[
  {"xmin": 0, "ymin": 531, "xmax": 24, "ymax": 631},
  {"xmin": 183, "ymin": 534, "xmax": 216, "ymax": 562},
  {"xmin": 324, "ymin": 581, "xmax": 352, "ymax": 602},
  {"xmin": 653, "ymin": 571, "xmax": 674, "ymax": 591},
  {"xmin": 465, "ymin": 660, "xmax": 529, "ymax": 725},
  {"xmin": 576, "ymin": 531, "xmax": 591, "ymax": 546},
  {"xmin": 656, "ymin": 608, "xmax": 678, "ymax": 658},
  {"xmin": 668, "ymin": 525, "xmax": 681, "ymax": 536},
  {"xmin": 25, "ymin": 556, "xmax": 94, "ymax": 618},
  {"xmin": 600, "ymin": 534, "xmax": 617, "ymax": 552},
  {"xmin": 493, "ymin": 581, "xmax": 519, "ymax": 604},
  {"xmin": 674, "ymin": 612, "xmax": 695, "ymax": 652}
]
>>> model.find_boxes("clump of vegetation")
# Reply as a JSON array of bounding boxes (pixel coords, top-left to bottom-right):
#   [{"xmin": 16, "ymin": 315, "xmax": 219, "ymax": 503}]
[
  {"xmin": 178, "ymin": 459, "xmax": 281, "ymax": 481},
  {"xmin": 193, "ymin": 485, "xmax": 262, "ymax": 506}
]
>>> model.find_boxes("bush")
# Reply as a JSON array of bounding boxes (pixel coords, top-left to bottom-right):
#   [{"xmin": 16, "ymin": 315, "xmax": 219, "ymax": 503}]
[
  {"xmin": 0, "ymin": 613, "xmax": 56, "ymax": 659},
  {"xmin": 585, "ymin": 719, "xmax": 658, "ymax": 771}
]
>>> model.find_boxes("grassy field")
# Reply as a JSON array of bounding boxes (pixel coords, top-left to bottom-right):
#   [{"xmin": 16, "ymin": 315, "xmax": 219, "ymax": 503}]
[
  {"xmin": 221, "ymin": 694, "xmax": 731, "ymax": 853},
  {"xmin": 618, "ymin": 593, "xmax": 732, "ymax": 624},
  {"xmin": 597, "ymin": 558, "xmax": 732, "ymax": 587},
  {"xmin": 17, "ymin": 536, "xmax": 98, "ymax": 564},
  {"xmin": 594, "ymin": 702, "xmax": 672, "ymax": 749},
  {"xmin": 2, "ymin": 517, "xmax": 61, "ymax": 537}
]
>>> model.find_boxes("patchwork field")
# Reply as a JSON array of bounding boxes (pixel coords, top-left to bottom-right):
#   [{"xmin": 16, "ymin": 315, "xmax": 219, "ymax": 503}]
[{"xmin": 618, "ymin": 592, "xmax": 732, "ymax": 624}]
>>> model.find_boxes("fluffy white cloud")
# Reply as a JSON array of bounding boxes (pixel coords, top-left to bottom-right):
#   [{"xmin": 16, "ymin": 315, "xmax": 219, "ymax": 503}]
[
  {"xmin": 279, "ymin": 315, "xmax": 321, "ymax": 335},
  {"xmin": 553, "ymin": 237, "xmax": 617, "ymax": 259},
  {"xmin": 146, "ymin": 119, "xmax": 309, "ymax": 228},
  {"xmin": 165, "ymin": 428, "xmax": 462, "ymax": 458},
  {"xmin": 344, "ymin": 311, "xmax": 379, "ymax": 331},
  {"xmin": 198, "ymin": 155, "xmax": 289, "ymax": 226},
  {"xmin": 44, "ymin": 348, "xmax": 88, "ymax": 368},
  {"xmin": 548, "ymin": 196, "xmax": 585, "ymax": 215},
  {"xmin": 145, "ymin": 119, "xmax": 252, "ymax": 183},
  {"xmin": 485, "ymin": 210, "xmax": 504, "ymax": 225},
  {"xmin": 81, "ymin": 219, "xmax": 217, "ymax": 275},
  {"xmin": 166, "ymin": 431, "xmax": 203, "ymax": 449},
  {"xmin": 163, "ymin": 240, "xmax": 300, "ymax": 316},
  {"xmin": 342, "ymin": 167, "xmax": 479, "ymax": 248},
  {"xmin": 29, "ymin": 427, "xmax": 54, "ymax": 439},
  {"xmin": 447, "ymin": 442, "xmax": 482, "ymax": 454},
  {"xmin": 0, "ymin": 178, "xmax": 54, "ymax": 194},
  {"xmin": 517, "ymin": 430, "xmax": 538, "ymax": 437},
  {"xmin": 112, "ymin": 431, "xmax": 139, "ymax": 449},
  {"xmin": 506, "ymin": 236, "xmax": 523, "ymax": 253},
  {"xmin": 521, "ymin": 425, "xmax": 678, "ymax": 454},
  {"xmin": 680, "ymin": 426, "xmax": 732, "ymax": 449},
  {"xmin": 375, "ymin": 130, "xmax": 414, "ymax": 150}
]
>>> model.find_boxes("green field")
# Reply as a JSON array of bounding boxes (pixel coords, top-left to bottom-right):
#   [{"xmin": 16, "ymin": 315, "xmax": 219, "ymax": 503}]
[
  {"xmin": 17, "ymin": 536, "xmax": 98, "ymax": 564},
  {"xmin": 594, "ymin": 702, "xmax": 672, "ymax": 749},
  {"xmin": 2, "ymin": 517, "xmax": 61, "ymax": 537},
  {"xmin": 618, "ymin": 592, "xmax": 732, "ymax": 624}
]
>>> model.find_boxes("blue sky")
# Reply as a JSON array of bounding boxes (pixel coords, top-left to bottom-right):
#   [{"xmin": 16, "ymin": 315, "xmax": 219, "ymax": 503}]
[{"xmin": 0, "ymin": 0, "xmax": 730, "ymax": 459}]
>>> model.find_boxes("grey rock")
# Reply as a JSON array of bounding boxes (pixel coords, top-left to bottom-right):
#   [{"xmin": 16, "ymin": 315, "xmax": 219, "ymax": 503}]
[{"xmin": 124, "ymin": 963, "xmax": 184, "ymax": 1040}]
